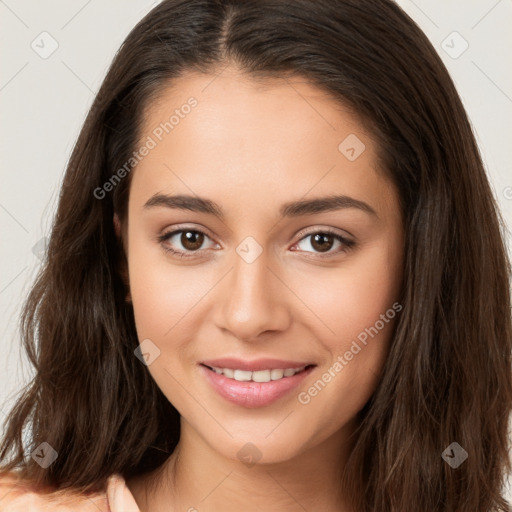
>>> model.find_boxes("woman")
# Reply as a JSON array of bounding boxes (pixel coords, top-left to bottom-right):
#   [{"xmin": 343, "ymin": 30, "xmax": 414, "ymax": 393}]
[{"xmin": 1, "ymin": 0, "xmax": 510, "ymax": 510}]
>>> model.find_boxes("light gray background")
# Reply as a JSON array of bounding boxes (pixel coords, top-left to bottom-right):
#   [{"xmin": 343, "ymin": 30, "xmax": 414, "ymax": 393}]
[{"xmin": 1, "ymin": 0, "xmax": 511, "ymax": 500}]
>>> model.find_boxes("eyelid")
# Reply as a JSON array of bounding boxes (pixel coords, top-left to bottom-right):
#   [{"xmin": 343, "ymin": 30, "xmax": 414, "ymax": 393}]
[
  {"xmin": 294, "ymin": 225, "xmax": 354, "ymax": 242},
  {"xmin": 159, "ymin": 223, "xmax": 217, "ymax": 242}
]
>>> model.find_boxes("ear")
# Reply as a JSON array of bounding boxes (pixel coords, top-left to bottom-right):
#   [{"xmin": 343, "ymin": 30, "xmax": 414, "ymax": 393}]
[{"xmin": 113, "ymin": 213, "xmax": 131, "ymax": 303}]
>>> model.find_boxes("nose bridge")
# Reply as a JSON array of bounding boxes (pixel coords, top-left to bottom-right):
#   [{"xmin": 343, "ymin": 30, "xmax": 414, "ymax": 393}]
[{"xmin": 214, "ymin": 238, "xmax": 290, "ymax": 340}]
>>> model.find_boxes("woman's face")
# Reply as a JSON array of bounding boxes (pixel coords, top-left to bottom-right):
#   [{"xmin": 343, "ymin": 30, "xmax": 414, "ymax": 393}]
[{"xmin": 120, "ymin": 66, "xmax": 404, "ymax": 464}]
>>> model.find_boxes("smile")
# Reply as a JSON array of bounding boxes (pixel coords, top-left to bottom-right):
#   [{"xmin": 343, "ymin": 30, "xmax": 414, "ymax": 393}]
[{"xmin": 199, "ymin": 363, "xmax": 316, "ymax": 408}]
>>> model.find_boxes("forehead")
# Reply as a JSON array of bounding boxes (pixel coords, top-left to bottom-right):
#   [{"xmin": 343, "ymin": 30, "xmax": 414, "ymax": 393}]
[
  {"xmin": 130, "ymin": 66, "xmax": 397, "ymax": 221},
  {"xmin": 141, "ymin": 66, "xmax": 366, "ymax": 148}
]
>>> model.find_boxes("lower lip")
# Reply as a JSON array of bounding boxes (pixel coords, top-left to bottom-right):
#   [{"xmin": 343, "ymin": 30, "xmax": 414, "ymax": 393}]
[{"xmin": 199, "ymin": 364, "xmax": 315, "ymax": 408}]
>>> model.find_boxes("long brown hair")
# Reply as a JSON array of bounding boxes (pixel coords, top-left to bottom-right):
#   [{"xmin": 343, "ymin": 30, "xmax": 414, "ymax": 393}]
[{"xmin": 1, "ymin": 1, "xmax": 511, "ymax": 510}]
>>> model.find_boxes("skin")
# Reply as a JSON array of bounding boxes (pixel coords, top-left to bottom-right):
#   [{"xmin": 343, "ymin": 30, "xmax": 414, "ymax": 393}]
[{"xmin": 117, "ymin": 65, "xmax": 404, "ymax": 512}]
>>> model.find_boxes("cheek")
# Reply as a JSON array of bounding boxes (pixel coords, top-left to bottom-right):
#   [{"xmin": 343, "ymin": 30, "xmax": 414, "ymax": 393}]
[
  {"xmin": 292, "ymin": 240, "xmax": 402, "ymax": 414},
  {"xmin": 126, "ymin": 229, "xmax": 207, "ymax": 340},
  {"xmin": 294, "ymin": 239, "xmax": 402, "ymax": 345}
]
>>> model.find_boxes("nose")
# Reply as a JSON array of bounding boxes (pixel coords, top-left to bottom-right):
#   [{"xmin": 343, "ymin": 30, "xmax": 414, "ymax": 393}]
[{"xmin": 213, "ymin": 249, "xmax": 291, "ymax": 342}]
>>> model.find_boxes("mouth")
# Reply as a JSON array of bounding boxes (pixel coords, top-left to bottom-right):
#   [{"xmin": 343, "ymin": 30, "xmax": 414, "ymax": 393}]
[{"xmin": 198, "ymin": 362, "xmax": 317, "ymax": 408}]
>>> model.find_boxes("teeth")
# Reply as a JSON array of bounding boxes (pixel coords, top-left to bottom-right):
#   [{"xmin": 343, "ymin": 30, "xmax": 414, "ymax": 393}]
[
  {"xmin": 233, "ymin": 369, "xmax": 252, "ymax": 381},
  {"xmin": 223, "ymin": 368, "xmax": 234, "ymax": 379},
  {"xmin": 210, "ymin": 365, "xmax": 307, "ymax": 382},
  {"xmin": 270, "ymin": 369, "xmax": 284, "ymax": 380}
]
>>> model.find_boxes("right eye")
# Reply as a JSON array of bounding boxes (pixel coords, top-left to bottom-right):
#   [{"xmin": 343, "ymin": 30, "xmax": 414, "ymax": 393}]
[{"xmin": 158, "ymin": 228, "xmax": 218, "ymax": 258}]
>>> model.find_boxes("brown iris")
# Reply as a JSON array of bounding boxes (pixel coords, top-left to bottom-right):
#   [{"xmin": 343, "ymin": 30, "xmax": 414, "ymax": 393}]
[
  {"xmin": 310, "ymin": 233, "xmax": 334, "ymax": 253},
  {"xmin": 180, "ymin": 231, "xmax": 204, "ymax": 251}
]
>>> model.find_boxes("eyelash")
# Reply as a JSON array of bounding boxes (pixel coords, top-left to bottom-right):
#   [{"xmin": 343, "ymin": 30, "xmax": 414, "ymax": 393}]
[{"xmin": 157, "ymin": 226, "xmax": 356, "ymax": 260}]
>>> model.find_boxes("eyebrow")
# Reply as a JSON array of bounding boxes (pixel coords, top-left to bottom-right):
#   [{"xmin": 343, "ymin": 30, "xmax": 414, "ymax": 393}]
[{"xmin": 143, "ymin": 193, "xmax": 378, "ymax": 219}]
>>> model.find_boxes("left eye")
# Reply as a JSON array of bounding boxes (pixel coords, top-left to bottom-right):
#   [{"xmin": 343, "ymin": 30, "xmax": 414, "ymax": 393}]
[
  {"xmin": 158, "ymin": 228, "xmax": 355, "ymax": 258},
  {"xmin": 292, "ymin": 230, "xmax": 355, "ymax": 256}
]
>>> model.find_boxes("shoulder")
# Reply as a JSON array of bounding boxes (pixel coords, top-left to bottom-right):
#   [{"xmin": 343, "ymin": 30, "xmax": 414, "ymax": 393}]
[{"xmin": 0, "ymin": 470, "xmax": 111, "ymax": 511}]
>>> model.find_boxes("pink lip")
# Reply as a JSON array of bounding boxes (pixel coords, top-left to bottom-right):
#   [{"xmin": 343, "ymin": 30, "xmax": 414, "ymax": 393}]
[
  {"xmin": 199, "ymin": 363, "xmax": 316, "ymax": 408},
  {"xmin": 200, "ymin": 357, "xmax": 314, "ymax": 372}
]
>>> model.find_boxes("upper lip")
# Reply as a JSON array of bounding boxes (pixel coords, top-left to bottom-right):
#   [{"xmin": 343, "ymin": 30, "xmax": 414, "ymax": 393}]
[{"xmin": 200, "ymin": 358, "xmax": 316, "ymax": 372}]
